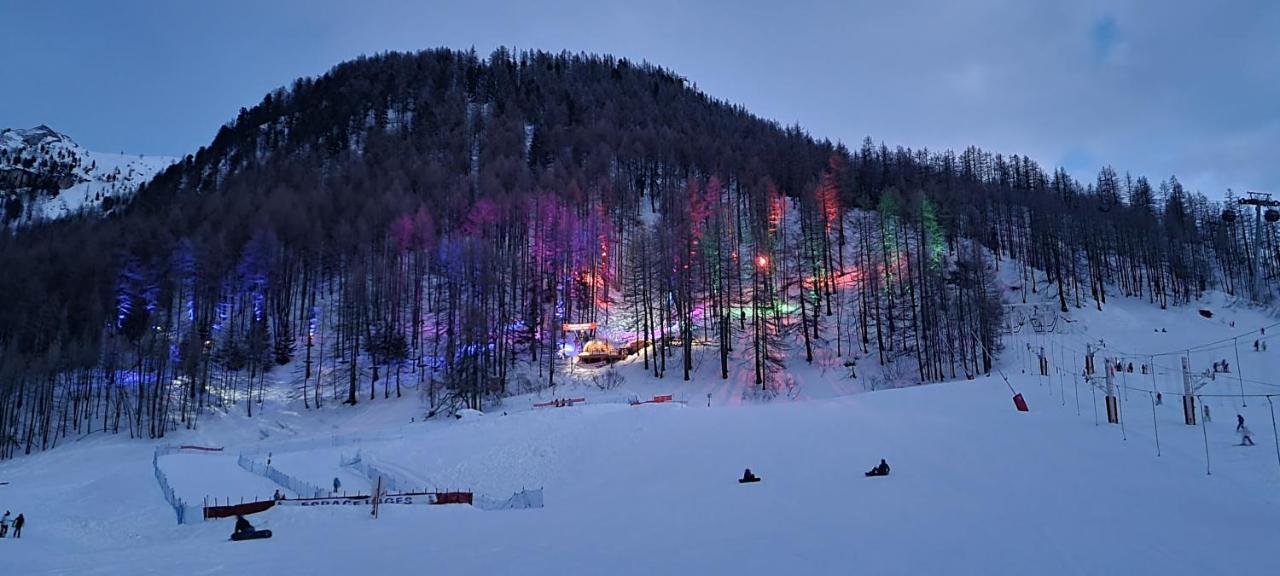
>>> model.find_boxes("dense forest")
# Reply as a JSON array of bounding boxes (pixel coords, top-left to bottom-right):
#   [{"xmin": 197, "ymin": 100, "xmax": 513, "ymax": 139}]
[{"xmin": 0, "ymin": 48, "xmax": 1270, "ymax": 458}]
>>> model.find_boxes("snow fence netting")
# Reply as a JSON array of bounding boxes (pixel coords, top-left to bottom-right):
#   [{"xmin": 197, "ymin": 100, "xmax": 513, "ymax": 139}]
[
  {"xmin": 475, "ymin": 488, "xmax": 544, "ymax": 511},
  {"xmin": 152, "ymin": 445, "xmax": 211, "ymax": 524},
  {"xmin": 340, "ymin": 450, "xmax": 409, "ymax": 493},
  {"xmin": 237, "ymin": 453, "xmax": 327, "ymax": 498}
]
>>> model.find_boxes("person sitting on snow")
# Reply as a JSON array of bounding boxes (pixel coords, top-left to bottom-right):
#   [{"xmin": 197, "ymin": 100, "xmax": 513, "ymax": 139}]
[
  {"xmin": 740, "ymin": 468, "xmax": 759, "ymax": 482},
  {"xmin": 866, "ymin": 459, "xmax": 891, "ymax": 477},
  {"xmin": 234, "ymin": 514, "xmax": 255, "ymax": 536}
]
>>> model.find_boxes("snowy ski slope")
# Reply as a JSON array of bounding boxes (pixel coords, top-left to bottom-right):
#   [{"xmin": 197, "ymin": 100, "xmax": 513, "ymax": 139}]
[{"xmin": 2, "ymin": 285, "xmax": 1280, "ymax": 575}]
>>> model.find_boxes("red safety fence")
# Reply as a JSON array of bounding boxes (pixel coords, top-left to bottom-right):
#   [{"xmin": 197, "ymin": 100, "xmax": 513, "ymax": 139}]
[
  {"xmin": 204, "ymin": 490, "xmax": 480, "ymax": 520},
  {"xmin": 632, "ymin": 394, "xmax": 678, "ymax": 406},
  {"xmin": 533, "ymin": 398, "xmax": 585, "ymax": 408},
  {"xmin": 433, "ymin": 491, "xmax": 474, "ymax": 505},
  {"xmin": 204, "ymin": 499, "xmax": 275, "ymax": 519},
  {"xmin": 179, "ymin": 445, "xmax": 224, "ymax": 452}
]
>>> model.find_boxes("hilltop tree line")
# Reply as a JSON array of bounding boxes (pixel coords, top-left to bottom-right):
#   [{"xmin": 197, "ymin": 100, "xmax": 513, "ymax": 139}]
[{"xmin": 0, "ymin": 48, "xmax": 1262, "ymax": 458}]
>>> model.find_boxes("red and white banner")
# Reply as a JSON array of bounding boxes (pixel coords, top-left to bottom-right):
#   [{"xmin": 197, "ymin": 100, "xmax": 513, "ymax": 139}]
[{"xmin": 276, "ymin": 492, "xmax": 472, "ymax": 507}]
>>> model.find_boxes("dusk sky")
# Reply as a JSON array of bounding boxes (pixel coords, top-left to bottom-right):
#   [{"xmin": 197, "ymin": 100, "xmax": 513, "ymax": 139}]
[{"xmin": 2, "ymin": 0, "xmax": 1276, "ymax": 197}]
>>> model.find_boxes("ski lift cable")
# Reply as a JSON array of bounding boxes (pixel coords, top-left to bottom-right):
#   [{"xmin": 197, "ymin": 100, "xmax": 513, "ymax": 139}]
[
  {"xmin": 970, "ymin": 326, "xmax": 1016, "ymax": 395},
  {"xmin": 1050, "ymin": 338, "xmax": 1280, "ymax": 389},
  {"xmin": 1107, "ymin": 320, "xmax": 1280, "ymax": 358},
  {"xmin": 1014, "ymin": 327, "xmax": 1280, "ymax": 391}
]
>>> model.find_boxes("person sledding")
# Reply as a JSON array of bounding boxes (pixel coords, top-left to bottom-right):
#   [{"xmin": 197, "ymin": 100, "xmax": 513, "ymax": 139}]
[
  {"xmin": 865, "ymin": 459, "xmax": 891, "ymax": 477},
  {"xmin": 738, "ymin": 468, "xmax": 760, "ymax": 483}
]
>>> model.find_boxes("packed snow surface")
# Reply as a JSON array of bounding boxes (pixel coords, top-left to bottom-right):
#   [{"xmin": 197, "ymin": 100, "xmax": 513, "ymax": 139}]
[{"xmin": 2, "ymin": 289, "xmax": 1280, "ymax": 575}]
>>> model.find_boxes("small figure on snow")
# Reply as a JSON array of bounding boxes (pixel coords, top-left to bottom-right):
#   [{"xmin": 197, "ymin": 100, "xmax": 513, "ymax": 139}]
[
  {"xmin": 1155, "ymin": 392, "xmax": 1163, "ymax": 406},
  {"xmin": 1237, "ymin": 414, "xmax": 1246, "ymax": 432},
  {"xmin": 1203, "ymin": 404, "xmax": 1212, "ymax": 423},
  {"xmin": 234, "ymin": 514, "xmax": 254, "ymax": 537},
  {"xmin": 273, "ymin": 489, "xmax": 283, "ymax": 501},
  {"xmin": 739, "ymin": 468, "xmax": 760, "ymax": 483},
  {"xmin": 230, "ymin": 513, "xmax": 272, "ymax": 541},
  {"xmin": 0, "ymin": 510, "xmax": 9, "ymax": 538},
  {"xmin": 333, "ymin": 477, "xmax": 342, "ymax": 494},
  {"xmin": 1239, "ymin": 425, "xmax": 1256, "ymax": 446},
  {"xmin": 865, "ymin": 459, "xmax": 891, "ymax": 477},
  {"xmin": 11, "ymin": 513, "xmax": 22, "ymax": 539},
  {"xmin": 1254, "ymin": 340, "xmax": 1260, "ymax": 352}
]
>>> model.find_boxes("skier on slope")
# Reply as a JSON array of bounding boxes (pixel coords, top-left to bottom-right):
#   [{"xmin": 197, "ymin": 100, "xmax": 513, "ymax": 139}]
[
  {"xmin": 333, "ymin": 477, "xmax": 341, "ymax": 494},
  {"xmin": 1239, "ymin": 425, "xmax": 1256, "ymax": 446},
  {"xmin": 1238, "ymin": 414, "xmax": 1246, "ymax": 432},
  {"xmin": 11, "ymin": 513, "xmax": 22, "ymax": 539},
  {"xmin": 0, "ymin": 510, "xmax": 9, "ymax": 538}
]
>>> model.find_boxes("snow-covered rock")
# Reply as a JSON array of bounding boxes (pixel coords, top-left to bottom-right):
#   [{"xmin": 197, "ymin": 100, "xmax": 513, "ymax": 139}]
[{"xmin": 0, "ymin": 125, "xmax": 175, "ymax": 226}]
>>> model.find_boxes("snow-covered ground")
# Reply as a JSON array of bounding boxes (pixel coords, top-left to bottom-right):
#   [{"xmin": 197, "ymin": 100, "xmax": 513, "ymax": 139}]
[{"xmin": 3, "ymin": 283, "xmax": 1280, "ymax": 574}]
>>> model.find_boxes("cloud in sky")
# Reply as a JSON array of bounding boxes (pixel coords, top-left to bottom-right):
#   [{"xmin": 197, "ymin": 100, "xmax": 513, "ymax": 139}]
[{"xmin": 0, "ymin": 0, "xmax": 1275, "ymax": 197}]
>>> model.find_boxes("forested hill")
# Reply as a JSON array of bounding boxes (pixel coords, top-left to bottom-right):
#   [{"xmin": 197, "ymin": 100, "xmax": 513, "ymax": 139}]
[{"xmin": 0, "ymin": 48, "xmax": 1262, "ymax": 457}]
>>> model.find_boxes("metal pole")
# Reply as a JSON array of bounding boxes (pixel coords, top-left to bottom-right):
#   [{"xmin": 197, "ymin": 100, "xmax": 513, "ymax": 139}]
[
  {"xmin": 1122, "ymin": 362, "xmax": 1129, "ymax": 401},
  {"xmin": 1118, "ymin": 375, "xmax": 1128, "ymax": 441},
  {"xmin": 1150, "ymin": 391, "xmax": 1161, "ymax": 457},
  {"xmin": 1058, "ymin": 344, "xmax": 1066, "ymax": 406},
  {"xmin": 1148, "ymin": 355, "xmax": 1158, "ymax": 396},
  {"xmin": 1199, "ymin": 395, "xmax": 1212, "ymax": 475},
  {"xmin": 1234, "ymin": 337, "xmax": 1247, "ymax": 407},
  {"xmin": 1269, "ymin": 395, "xmax": 1280, "ymax": 470},
  {"xmin": 1074, "ymin": 354, "xmax": 1081, "ymax": 417},
  {"xmin": 1091, "ymin": 374, "xmax": 1099, "ymax": 426}
]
